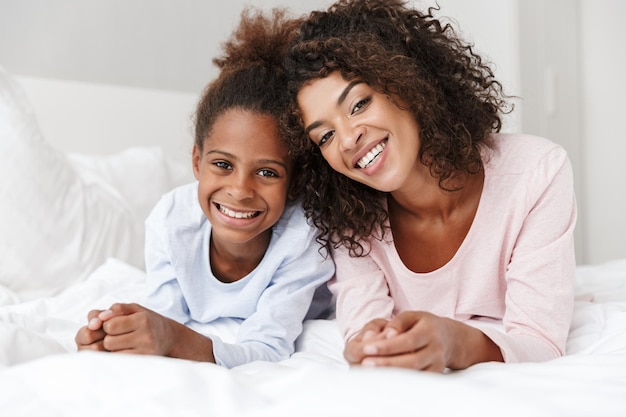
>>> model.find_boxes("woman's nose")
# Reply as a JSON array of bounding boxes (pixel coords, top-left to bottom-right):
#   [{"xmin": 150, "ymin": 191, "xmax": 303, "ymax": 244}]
[{"xmin": 336, "ymin": 122, "xmax": 364, "ymax": 152}]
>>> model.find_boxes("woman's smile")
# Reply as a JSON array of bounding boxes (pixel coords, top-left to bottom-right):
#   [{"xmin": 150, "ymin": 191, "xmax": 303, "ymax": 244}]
[
  {"xmin": 297, "ymin": 71, "xmax": 421, "ymax": 193},
  {"xmin": 355, "ymin": 139, "xmax": 387, "ymax": 169}
]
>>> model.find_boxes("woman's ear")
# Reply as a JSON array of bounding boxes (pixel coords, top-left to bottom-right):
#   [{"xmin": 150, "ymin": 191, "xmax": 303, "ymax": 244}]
[{"xmin": 191, "ymin": 144, "xmax": 201, "ymax": 180}]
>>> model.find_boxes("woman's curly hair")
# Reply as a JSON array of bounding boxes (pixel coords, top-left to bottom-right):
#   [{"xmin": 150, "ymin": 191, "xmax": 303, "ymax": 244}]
[
  {"xmin": 285, "ymin": 0, "xmax": 512, "ymax": 256},
  {"xmin": 195, "ymin": 8, "xmax": 302, "ymax": 158}
]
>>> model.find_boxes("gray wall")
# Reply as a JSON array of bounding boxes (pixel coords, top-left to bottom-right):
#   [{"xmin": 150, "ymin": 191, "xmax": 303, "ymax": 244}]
[
  {"xmin": 1, "ymin": 0, "xmax": 624, "ymax": 264},
  {"xmin": 0, "ymin": 0, "xmax": 516, "ymax": 95},
  {"xmin": 0, "ymin": 0, "xmax": 333, "ymax": 93}
]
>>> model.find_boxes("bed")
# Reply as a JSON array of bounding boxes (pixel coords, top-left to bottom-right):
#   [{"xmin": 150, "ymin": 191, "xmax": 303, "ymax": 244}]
[{"xmin": 1, "ymin": 65, "xmax": 625, "ymax": 416}]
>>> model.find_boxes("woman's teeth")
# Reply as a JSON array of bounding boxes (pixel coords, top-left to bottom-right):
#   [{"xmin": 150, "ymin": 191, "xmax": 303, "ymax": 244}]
[
  {"xmin": 357, "ymin": 142, "xmax": 386, "ymax": 169},
  {"xmin": 218, "ymin": 205, "xmax": 258, "ymax": 219}
]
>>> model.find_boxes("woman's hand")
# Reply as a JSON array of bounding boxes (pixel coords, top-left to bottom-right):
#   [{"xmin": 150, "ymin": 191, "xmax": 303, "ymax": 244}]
[
  {"xmin": 344, "ymin": 311, "xmax": 503, "ymax": 372},
  {"xmin": 75, "ymin": 309, "xmax": 107, "ymax": 351}
]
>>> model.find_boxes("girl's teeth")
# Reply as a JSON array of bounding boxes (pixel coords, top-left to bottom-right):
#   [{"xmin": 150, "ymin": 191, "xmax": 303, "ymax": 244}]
[
  {"xmin": 219, "ymin": 205, "xmax": 256, "ymax": 219},
  {"xmin": 357, "ymin": 142, "xmax": 386, "ymax": 168}
]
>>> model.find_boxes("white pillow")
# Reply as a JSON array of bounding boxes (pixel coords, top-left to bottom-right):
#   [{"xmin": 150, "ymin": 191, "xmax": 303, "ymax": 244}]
[
  {"xmin": 0, "ymin": 65, "xmax": 136, "ymax": 300},
  {"xmin": 67, "ymin": 147, "xmax": 193, "ymax": 269}
]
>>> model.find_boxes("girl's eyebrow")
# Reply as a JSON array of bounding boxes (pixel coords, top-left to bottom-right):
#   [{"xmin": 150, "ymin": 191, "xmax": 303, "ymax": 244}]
[
  {"xmin": 206, "ymin": 149, "xmax": 234, "ymax": 158},
  {"xmin": 206, "ymin": 150, "xmax": 288, "ymax": 170},
  {"xmin": 304, "ymin": 80, "xmax": 365, "ymax": 135},
  {"xmin": 257, "ymin": 159, "xmax": 288, "ymax": 170}
]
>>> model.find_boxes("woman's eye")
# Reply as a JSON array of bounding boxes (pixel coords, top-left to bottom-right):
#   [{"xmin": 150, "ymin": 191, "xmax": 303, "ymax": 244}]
[
  {"xmin": 214, "ymin": 161, "xmax": 232, "ymax": 170},
  {"xmin": 318, "ymin": 130, "xmax": 334, "ymax": 147},
  {"xmin": 352, "ymin": 97, "xmax": 371, "ymax": 114},
  {"xmin": 258, "ymin": 169, "xmax": 279, "ymax": 178}
]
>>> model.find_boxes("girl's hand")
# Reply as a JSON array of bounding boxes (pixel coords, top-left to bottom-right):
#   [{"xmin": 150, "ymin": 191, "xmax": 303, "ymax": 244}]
[
  {"xmin": 96, "ymin": 303, "xmax": 177, "ymax": 356},
  {"xmin": 95, "ymin": 303, "xmax": 216, "ymax": 362}
]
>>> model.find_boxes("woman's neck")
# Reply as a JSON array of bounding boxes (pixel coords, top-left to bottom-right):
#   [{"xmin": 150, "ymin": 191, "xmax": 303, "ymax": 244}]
[
  {"xmin": 387, "ymin": 168, "xmax": 485, "ymax": 273},
  {"xmin": 389, "ymin": 168, "xmax": 484, "ymax": 222}
]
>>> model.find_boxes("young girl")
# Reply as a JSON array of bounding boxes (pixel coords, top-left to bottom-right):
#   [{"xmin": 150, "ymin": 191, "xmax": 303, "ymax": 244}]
[
  {"xmin": 75, "ymin": 9, "xmax": 334, "ymax": 369},
  {"xmin": 285, "ymin": 0, "xmax": 576, "ymax": 372}
]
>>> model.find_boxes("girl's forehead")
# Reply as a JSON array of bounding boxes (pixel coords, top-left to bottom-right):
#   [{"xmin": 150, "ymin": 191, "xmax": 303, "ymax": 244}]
[{"xmin": 204, "ymin": 110, "xmax": 289, "ymax": 159}]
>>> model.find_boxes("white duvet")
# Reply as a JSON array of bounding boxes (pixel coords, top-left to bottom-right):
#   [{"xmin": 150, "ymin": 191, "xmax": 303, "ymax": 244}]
[{"xmin": 1, "ymin": 257, "xmax": 625, "ymax": 417}]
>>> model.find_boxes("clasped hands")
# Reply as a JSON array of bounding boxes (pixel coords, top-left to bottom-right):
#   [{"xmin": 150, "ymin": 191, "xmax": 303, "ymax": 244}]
[
  {"xmin": 75, "ymin": 303, "xmax": 175, "ymax": 356},
  {"xmin": 344, "ymin": 311, "xmax": 456, "ymax": 372}
]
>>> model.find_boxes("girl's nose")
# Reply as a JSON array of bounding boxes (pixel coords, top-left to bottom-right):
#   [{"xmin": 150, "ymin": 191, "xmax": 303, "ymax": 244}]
[{"xmin": 227, "ymin": 174, "xmax": 254, "ymax": 200}]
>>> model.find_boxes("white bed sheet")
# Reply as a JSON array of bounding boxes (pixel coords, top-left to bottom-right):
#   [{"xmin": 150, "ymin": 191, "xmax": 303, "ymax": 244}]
[{"xmin": 1, "ymin": 257, "xmax": 625, "ymax": 417}]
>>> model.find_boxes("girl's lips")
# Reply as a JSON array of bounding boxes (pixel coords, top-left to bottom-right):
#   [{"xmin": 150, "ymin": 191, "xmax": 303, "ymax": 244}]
[
  {"xmin": 214, "ymin": 203, "xmax": 260, "ymax": 219},
  {"xmin": 352, "ymin": 138, "xmax": 388, "ymax": 169}
]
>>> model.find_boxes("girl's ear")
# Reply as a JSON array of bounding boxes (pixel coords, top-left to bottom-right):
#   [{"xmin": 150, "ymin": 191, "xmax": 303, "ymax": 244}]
[
  {"xmin": 286, "ymin": 174, "xmax": 301, "ymax": 201},
  {"xmin": 286, "ymin": 163, "xmax": 300, "ymax": 201},
  {"xmin": 287, "ymin": 186, "xmax": 298, "ymax": 201},
  {"xmin": 191, "ymin": 144, "xmax": 201, "ymax": 180}
]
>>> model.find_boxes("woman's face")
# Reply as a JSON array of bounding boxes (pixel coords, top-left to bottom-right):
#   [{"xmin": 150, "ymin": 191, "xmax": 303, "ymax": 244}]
[
  {"xmin": 297, "ymin": 71, "xmax": 421, "ymax": 192},
  {"xmin": 192, "ymin": 109, "xmax": 291, "ymax": 248}
]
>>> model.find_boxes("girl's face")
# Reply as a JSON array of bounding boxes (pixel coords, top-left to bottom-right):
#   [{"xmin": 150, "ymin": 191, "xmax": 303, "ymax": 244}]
[
  {"xmin": 297, "ymin": 71, "xmax": 421, "ymax": 192},
  {"xmin": 192, "ymin": 109, "xmax": 291, "ymax": 247}
]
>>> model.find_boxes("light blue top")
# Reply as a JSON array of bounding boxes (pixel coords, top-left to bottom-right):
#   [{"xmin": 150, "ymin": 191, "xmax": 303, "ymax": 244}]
[{"xmin": 142, "ymin": 182, "xmax": 334, "ymax": 368}]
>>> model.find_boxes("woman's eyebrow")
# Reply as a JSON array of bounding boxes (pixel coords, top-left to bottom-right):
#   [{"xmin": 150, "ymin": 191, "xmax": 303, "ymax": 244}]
[
  {"xmin": 304, "ymin": 121, "xmax": 322, "ymax": 136},
  {"xmin": 337, "ymin": 80, "xmax": 364, "ymax": 106}
]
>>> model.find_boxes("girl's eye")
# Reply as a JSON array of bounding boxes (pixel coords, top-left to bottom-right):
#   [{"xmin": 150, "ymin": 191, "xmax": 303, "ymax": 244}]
[
  {"xmin": 258, "ymin": 169, "xmax": 279, "ymax": 178},
  {"xmin": 318, "ymin": 130, "xmax": 334, "ymax": 147},
  {"xmin": 213, "ymin": 161, "xmax": 232, "ymax": 170},
  {"xmin": 352, "ymin": 96, "xmax": 371, "ymax": 115}
]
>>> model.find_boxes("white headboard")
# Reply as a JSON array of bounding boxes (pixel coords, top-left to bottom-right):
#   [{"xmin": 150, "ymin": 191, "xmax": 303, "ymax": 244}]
[{"xmin": 15, "ymin": 75, "xmax": 199, "ymax": 164}]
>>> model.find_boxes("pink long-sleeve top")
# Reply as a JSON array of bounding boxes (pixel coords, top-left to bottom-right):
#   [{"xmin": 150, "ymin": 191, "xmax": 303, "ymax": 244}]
[{"xmin": 328, "ymin": 133, "xmax": 577, "ymax": 363}]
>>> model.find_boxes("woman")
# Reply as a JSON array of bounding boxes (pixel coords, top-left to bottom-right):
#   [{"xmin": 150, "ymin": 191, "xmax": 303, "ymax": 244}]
[{"xmin": 285, "ymin": 0, "xmax": 576, "ymax": 372}]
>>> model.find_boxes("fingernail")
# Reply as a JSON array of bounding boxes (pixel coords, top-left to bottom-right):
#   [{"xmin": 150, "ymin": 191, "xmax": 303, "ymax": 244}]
[
  {"xmin": 88, "ymin": 318, "xmax": 100, "ymax": 328},
  {"xmin": 99, "ymin": 310, "xmax": 112, "ymax": 319},
  {"xmin": 361, "ymin": 358, "xmax": 376, "ymax": 367},
  {"xmin": 362, "ymin": 330, "xmax": 376, "ymax": 341},
  {"xmin": 384, "ymin": 328, "xmax": 398, "ymax": 339},
  {"xmin": 363, "ymin": 345, "xmax": 377, "ymax": 355}
]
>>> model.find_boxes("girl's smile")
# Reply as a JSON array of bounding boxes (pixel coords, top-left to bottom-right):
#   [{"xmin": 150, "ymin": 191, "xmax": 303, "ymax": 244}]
[{"xmin": 214, "ymin": 203, "xmax": 260, "ymax": 220}]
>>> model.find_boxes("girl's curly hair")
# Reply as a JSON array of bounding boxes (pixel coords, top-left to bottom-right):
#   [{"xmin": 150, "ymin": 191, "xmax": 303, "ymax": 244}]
[
  {"xmin": 285, "ymin": 0, "xmax": 512, "ymax": 256},
  {"xmin": 195, "ymin": 8, "xmax": 302, "ymax": 156}
]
